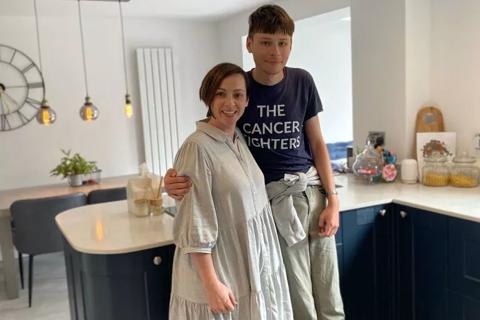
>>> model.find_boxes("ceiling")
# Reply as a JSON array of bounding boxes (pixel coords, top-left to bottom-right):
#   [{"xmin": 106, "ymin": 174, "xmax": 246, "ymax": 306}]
[{"xmin": 0, "ymin": 0, "xmax": 274, "ymax": 20}]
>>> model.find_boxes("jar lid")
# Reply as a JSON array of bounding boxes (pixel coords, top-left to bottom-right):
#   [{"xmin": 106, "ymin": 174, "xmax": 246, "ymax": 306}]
[
  {"xmin": 424, "ymin": 154, "xmax": 447, "ymax": 162},
  {"xmin": 453, "ymin": 152, "xmax": 476, "ymax": 164}
]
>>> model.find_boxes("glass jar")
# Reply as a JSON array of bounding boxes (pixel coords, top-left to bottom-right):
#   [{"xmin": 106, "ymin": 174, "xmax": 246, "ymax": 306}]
[
  {"xmin": 353, "ymin": 144, "xmax": 383, "ymax": 183},
  {"xmin": 422, "ymin": 155, "xmax": 449, "ymax": 186},
  {"xmin": 450, "ymin": 153, "xmax": 479, "ymax": 188}
]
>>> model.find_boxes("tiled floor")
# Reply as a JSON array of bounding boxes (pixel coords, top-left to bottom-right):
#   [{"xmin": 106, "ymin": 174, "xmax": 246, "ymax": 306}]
[{"xmin": 0, "ymin": 253, "xmax": 69, "ymax": 320}]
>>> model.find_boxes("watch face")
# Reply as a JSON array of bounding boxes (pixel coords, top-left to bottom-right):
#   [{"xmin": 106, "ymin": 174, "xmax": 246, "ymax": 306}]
[{"xmin": 0, "ymin": 44, "xmax": 45, "ymax": 131}]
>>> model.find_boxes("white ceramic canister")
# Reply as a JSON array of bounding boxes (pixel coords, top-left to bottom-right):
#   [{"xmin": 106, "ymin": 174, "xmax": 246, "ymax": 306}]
[{"xmin": 401, "ymin": 159, "xmax": 418, "ymax": 184}]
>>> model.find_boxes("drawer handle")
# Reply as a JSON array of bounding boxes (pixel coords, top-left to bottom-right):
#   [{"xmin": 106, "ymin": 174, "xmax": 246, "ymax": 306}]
[
  {"xmin": 153, "ymin": 256, "xmax": 162, "ymax": 266},
  {"xmin": 379, "ymin": 209, "xmax": 386, "ymax": 216},
  {"xmin": 400, "ymin": 210, "xmax": 408, "ymax": 219}
]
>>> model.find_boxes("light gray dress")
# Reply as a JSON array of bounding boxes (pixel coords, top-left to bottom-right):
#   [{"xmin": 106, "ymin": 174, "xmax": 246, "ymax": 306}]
[{"xmin": 169, "ymin": 120, "xmax": 292, "ymax": 320}]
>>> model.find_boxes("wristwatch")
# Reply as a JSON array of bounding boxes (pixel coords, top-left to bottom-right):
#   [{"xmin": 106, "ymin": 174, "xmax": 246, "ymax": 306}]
[{"xmin": 324, "ymin": 189, "xmax": 339, "ymax": 197}]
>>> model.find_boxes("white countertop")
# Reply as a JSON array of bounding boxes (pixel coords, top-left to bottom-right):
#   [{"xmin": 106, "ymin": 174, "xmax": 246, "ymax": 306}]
[
  {"xmin": 336, "ymin": 174, "xmax": 480, "ymax": 222},
  {"xmin": 55, "ymin": 174, "xmax": 480, "ymax": 255},
  {"xmin": 56, "ymin": 200, "xmax": 175, "ymax": 254}
]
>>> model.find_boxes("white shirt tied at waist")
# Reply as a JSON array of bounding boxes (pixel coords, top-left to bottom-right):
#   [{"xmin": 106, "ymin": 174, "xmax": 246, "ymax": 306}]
[{"xmin": 266, "ymin": 167, "xmax": 321, "ymax": 247}]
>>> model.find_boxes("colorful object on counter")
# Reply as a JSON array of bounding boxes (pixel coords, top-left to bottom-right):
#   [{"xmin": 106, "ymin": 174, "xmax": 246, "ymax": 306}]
[
  {"xmin": 382, "ymin": 164, "xmax": 397, "ymax": 182},
  {"xmin": 383, "ymin": 150, "xmax": 397, "ymax": 165}
]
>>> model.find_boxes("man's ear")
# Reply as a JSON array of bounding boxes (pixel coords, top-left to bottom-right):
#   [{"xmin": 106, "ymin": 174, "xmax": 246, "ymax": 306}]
[{"xmin": 246, "ymin": 36, "xmax": 253, "ymax": 53}]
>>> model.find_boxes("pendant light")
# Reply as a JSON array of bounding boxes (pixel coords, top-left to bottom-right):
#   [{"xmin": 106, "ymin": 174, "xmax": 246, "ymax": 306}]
[
  {"xmin": 118, "ymin": 0, "xmax": 133, "ymax": 118},
  {"xmin": 77, "ymin": 0, "xmax": 99, "ymax": 121},
  {"xmin": 33, "ymin": 0, "xmax": 56, "ymax": 125}
]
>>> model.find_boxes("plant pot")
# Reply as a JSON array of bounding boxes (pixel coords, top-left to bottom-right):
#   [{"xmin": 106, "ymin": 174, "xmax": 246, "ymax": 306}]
[{"xmin": 68, "ymin": 174, "xmax": 84, "ymax": 187}]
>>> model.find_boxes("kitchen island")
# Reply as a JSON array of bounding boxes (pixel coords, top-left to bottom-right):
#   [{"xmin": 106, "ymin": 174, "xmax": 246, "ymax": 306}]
[
  {"xmin": 55, "ymin": 175, "xmax": 480, "ymax": 320},
  {"xmin": 56, "ymin": 200, "xmax": 175, "ymax": 320}
]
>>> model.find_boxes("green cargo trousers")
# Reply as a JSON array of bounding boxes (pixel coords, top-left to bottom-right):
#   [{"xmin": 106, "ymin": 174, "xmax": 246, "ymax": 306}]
[{"xmin": 276, "ymin": 185, "xmax": 345, "ymax": 320}]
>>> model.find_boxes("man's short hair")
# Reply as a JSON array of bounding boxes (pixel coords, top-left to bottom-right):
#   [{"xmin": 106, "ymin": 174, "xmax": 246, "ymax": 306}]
[{"xmin": 248, "ymin": 5, "xmax": 294, "ymax": 38}]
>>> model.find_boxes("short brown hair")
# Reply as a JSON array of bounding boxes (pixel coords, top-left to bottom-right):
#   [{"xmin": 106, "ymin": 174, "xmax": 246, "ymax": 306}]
[
  {"xmin": 199, "ymin": 63, "xmax": 249, "ymax": 115},
  {"xmin": 248, "ymin": 5, "xmax": 294, "ymax": 38}
]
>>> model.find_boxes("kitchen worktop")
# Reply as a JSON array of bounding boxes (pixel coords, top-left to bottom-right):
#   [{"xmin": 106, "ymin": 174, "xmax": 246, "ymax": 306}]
[
  {"xmin": 55, "ymin": 174, "xmax": 480, "ymax": 255},
  {"xmin": 56, "ymin": 199, "xmax": 175, "ymax": 255},
  {"xmin": 335, "ymin": 174, "xmax": 480, "ymax": 222}
]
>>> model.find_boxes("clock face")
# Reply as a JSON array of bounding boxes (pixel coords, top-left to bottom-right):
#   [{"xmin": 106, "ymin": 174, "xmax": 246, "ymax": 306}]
[{"xmin": 0, "ymin": 44, "xmax": 45, "ymax": 131}]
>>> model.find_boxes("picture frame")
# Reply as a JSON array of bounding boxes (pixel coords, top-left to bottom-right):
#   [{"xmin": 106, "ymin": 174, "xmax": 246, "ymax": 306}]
[{"xmin": 416, "ymin": 132, "xmax": 456, "ymax": 181}]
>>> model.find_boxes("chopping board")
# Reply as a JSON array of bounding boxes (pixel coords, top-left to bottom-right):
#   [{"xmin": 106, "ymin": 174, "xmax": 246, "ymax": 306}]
[
  {"xmin": 414, "ymin": 106, "xmax": 445, "ymax": 158},
  {"xmin": 415, "ymin": 106, "xmax": 445, "ymax": 132}
]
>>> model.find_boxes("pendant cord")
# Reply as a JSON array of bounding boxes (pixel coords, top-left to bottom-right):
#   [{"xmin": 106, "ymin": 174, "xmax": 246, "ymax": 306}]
[
  {"xmin": 119, "ymin": 0, "xmax": 129, "ymax": 94},
  {"xmin": 77, "ymin": 0, "xmax": 89, "ymax": 96},
  {"xmin": 33, "ymin": 0, "xmax": 43, "ymax": 72}
]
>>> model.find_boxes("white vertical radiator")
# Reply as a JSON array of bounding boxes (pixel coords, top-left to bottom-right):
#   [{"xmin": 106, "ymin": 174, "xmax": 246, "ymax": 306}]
[{"xmin": 136, "ymin": 48, "xmax": 180, "ymax": 175}]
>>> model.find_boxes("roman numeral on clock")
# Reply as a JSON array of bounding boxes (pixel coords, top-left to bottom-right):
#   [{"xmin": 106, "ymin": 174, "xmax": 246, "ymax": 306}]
[
  {"xmin": 25, "ymin": 97, "xmax": 41, "ymax": 108},
  {"xmin": 28, "ymin": 82, "xmax": 44, "ymax": 89},
  {"xmin": 1, "ymin": 114, "xmax": 11, "ymax": 131},
  {"xmin": 15, "ymin": 109, "xmax": 31, "ymax": 124}
]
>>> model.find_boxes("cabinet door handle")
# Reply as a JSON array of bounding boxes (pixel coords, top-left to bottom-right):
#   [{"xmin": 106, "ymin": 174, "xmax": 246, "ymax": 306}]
[
  {"xmin": 400, "ymin": 210, "xmax": 408, "ymax": 218},
  {"xmin": 379, "ymin": 209, "xmax": 386, "ymax": 216},
  {"xmin": 153, "ymin": 256, "xmax": 162, "ymax": 266}
]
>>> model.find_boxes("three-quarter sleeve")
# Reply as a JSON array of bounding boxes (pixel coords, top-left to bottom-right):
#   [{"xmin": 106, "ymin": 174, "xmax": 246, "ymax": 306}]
[{"xmin": 173, "ymin": 140, "xmax": 218, "ymax": 254}]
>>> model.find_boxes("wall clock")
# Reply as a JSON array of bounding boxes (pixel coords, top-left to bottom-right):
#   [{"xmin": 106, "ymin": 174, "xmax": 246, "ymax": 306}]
[{"xmin": 0, "ymin": 44, "xmax": 45, "ymax": 131}]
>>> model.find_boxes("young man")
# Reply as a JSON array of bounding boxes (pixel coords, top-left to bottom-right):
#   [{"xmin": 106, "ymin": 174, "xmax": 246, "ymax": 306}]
[{"xmin": 165, "ymin": 5, "xmax": 344, "ymax": 320}]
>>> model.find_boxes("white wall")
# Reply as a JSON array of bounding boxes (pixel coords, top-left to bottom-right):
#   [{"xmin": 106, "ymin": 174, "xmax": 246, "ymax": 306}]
[
  {"xmin": 430, "ymin": 0, "xmax": 480, "ymax": 155},
  {"xmin": 290, "ymin": 8, "xmax": 352, "ymax": 143},
  {"xmin": 351, "ymin": 0, "xmax": 407, "ymax": 158},
  {"xmin": 217, "ymin": 0, "xmax": 350, "ymax": 65},
  {"xmin": 0, "ymin": 2, "xmax": 218, "ymax": 190},
  {"xmin": 352, "ymin": 0, "xmax": 480, "ymax": 159},
  {"xmin": 406, "ymin": 0, "xmax": 432, "ymax": 157}
]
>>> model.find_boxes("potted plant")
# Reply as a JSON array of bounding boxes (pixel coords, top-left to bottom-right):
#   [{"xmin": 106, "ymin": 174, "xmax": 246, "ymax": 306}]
[{"xmin": 50, "ymin": 149, "xmax": 98, "ymax": 187}]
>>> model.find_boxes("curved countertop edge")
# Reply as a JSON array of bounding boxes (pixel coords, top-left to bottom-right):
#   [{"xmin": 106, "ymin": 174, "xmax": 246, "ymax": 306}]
[
  {"xmin": 56, "ymin": 175, "xmax": 480, "ymax": 255},
  {"xmin": 60, "ymin": 235, "xmax": 175, "ymax": 255},
  {"xmin": 56, "ymin": 200, "xmax": 175, "ymax": 255}
]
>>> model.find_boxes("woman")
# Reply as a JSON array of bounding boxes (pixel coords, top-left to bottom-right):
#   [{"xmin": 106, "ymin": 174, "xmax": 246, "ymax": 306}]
[{"xmin": 169, "ymin": 63, "xmax": 292, "ymax": 320}]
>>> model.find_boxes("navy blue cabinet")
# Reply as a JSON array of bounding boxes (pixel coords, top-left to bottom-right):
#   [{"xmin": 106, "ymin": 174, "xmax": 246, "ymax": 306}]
[
  {"xmin": 340, "ymin": 204, "xmax": 453, "ymax": 320},
  {"xmin": 395, "ymin": 206, "xmax": 448, "ymax": 320},
  {"xmin": 341, "ymin": 204, "xmax": 393, "ymax": 320},
  {"xmin": 63, "ymin": 239, "xmax": 175, "ymax": 320},
  {"xmin": 447, "ymin": 217, "xmax": 480, "ymax": 319}
]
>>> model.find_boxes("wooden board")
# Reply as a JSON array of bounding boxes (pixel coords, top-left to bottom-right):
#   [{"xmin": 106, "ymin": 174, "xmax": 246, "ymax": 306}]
[
  {"xmin": 414, "ymin": 106, "xmax": 445, "ymax": 159},
  {"xmin": 415, "ymin": 106, "xmax": 445, "ymax": 133}
]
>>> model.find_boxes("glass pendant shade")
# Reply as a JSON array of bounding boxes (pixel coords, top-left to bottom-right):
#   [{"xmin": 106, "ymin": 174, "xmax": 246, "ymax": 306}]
[
  {"xmin": 124, "ymin": 94, "xmax": 133, "ymax": 118},
  {"xmin": 79, "ymin": 96, "xmax": 99, "ymax": 121},
  {"xmin": 33, "ymin": 0, "xmax": 56, "ymax": 126},
  {"xmin": 36, "ymin": 100, "xmax": 56, "ymax": 125}
]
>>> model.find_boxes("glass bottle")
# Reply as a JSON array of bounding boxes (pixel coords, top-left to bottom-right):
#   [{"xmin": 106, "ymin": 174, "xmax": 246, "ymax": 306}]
[{"xmin": 353, "ymin": 143, "xmax": 383, "ymax": 183}]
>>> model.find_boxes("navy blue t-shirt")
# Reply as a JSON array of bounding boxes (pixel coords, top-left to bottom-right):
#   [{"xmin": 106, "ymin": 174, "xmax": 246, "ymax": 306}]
[{"xmin": 237, "ymin": 67, "xmax": 323, "ymax": 183}]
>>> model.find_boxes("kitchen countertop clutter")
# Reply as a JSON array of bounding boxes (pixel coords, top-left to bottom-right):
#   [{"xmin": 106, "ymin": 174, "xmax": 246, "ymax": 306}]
[
  {"xmin": 335, "ymin": 174, "xmax": 480, "ymax": 222},
  {"xmin": 55, "ymin": 173, "xmax": 480, "ymax": 255}
]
